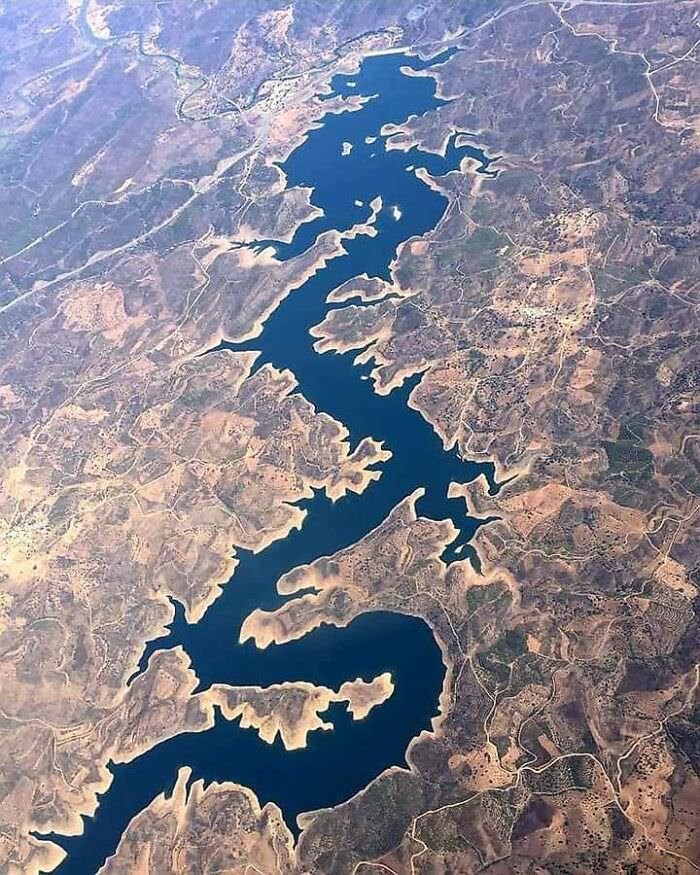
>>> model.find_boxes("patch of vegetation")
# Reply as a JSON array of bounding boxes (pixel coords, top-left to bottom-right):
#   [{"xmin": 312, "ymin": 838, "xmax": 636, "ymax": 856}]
[
  {"xmin": 618, "ymin": 414, "xmax": 650, "ymax": 443},
  {"xmin": 491, "ymin": 629, "xmax": 528, "ymax": 662},
  {"xmin": 602, "ymin": 435, "xmax": 654, "ymax": 485},
  {"xmin": 466, "ymin": 582, "xmax": 497, "ymax": 614},
  {"xmin": 463, "ymin": 226, "xmax": 506, "ymax": 254},
  {"xmin": 467, "ymin": 348, "xmax": 486, "ymax": 370},
  {"xmin": 469, "ymin": 199, "xmax": 497, "ymax": 225}
]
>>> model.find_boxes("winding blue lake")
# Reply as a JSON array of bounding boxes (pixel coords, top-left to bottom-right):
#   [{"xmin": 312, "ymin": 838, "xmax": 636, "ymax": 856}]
[{"xmin": 49, "ymin": 50, "xmax": 497, "ymax": 873}]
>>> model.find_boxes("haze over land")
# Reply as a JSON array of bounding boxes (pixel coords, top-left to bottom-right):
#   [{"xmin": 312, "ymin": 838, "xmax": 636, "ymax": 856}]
[{"xmin": 0, "ymin": 2, "xmax": 698, "ymax": 874}]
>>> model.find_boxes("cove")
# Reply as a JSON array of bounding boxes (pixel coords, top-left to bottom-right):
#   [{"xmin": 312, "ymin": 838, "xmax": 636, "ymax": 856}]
[{"xmin": 49, "ymin": 50, "xmax": 498, "ymax": 874}]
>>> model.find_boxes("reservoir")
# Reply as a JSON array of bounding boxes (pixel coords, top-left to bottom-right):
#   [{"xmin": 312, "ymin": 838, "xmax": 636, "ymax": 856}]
[{"xmin": 50, "ymin": 49, "xmax": 497, "ymax": 873}]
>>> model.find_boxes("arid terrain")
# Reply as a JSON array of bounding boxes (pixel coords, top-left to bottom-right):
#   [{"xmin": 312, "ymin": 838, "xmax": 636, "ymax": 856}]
[{"xmin": 0, "ymin": 1, "xmax": 698, "ymax": 874}]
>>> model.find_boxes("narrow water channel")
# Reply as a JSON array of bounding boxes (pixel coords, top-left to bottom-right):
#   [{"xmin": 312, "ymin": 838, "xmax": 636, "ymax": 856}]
[{"xmin": 49, "ymin": 50, "xmax": 497, "ymax": 874}]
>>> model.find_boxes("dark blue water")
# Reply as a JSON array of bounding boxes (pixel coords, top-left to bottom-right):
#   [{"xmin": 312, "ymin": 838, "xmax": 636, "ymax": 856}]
[{"xmin": 48, "ymin": 52, "xmax": 499, "ymax": 873}]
